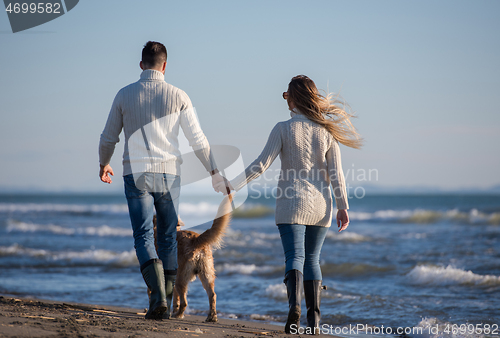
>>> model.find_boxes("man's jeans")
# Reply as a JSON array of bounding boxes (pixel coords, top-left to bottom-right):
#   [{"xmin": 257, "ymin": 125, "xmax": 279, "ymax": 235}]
[
  {"xmin": 124, "ymin": 173, "xmax": 180, "ymax": 272},
  {"xmin": 278, "ymin": 224, "xmax": 329, "ymax": 281}
]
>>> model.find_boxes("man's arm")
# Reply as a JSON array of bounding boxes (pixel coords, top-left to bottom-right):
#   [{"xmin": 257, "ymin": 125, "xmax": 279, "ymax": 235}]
[
  {"xmin": 177, "ymin": 91, "xmax": 222, "ymax": 191},
  {"xmin": 98, "ymin": 91, "xmax": 123, "ymax": 184}
]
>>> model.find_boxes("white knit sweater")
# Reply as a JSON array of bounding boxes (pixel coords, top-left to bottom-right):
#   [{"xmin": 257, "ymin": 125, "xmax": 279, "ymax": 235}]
[
  {"xmin": 230, "ymin": 110, "xmax": 349, "ymax": 227},
  {"xmin": 99, "ymin": 70, "xmax": 216, "ymax": 176}
]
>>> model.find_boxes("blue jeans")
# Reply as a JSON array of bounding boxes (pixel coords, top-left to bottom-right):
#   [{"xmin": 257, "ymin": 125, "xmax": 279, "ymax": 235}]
[
  {"xmin": 124, "ymin": 173, "xmax": 180, "ymax": 272},
  {"xmin": 278, "ymin": 224, "xmax": 329, "ymax": 281}
]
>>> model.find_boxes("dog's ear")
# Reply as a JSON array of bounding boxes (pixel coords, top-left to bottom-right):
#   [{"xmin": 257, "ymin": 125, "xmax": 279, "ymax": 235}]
[{"xmin": 177, "ymin": 218, "xmax": 185, "ymax": 228}]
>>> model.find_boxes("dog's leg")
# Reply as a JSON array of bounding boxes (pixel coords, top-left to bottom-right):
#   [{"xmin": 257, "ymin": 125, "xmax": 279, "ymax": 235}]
[
  {"xmin": 172, "ymin": 284, "xmax": 180, "ymax": 315},
  {"xmin": 199, "ymin": 273, "xmax": 217, "ymax": 322},
  {"xmin": 172, "ymin": 281, "xmax": 188, "ymax": 319}
]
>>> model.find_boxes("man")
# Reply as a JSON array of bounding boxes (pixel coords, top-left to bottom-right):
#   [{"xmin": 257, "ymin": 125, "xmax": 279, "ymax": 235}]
[{"xmin": 98, "ymin": 41, "xmax": 223, "ymax": 320}]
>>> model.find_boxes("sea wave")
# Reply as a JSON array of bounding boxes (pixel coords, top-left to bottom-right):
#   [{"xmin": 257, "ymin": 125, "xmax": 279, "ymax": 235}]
[
  {"xmin": 223, "ymin": 229, "xmax": 281, "ymax": 247},
  {"xmin": 322, "ymin": 262, "xmax": 395, "ymax": 277},
  {"xmin": 215, "ymin": 263, "xmax": 280, "ymax": 275},
  {"xmin": 414, "ymin": 317, "xmax": 487, "ymax": 338},
  {"xmin": 0, "ymin": 201, "xmax": 223, "ymax": 218},
  {"xmin": 233, "ymin": 204, "xmax": 274, "ymax": 218},
  {"xmin": 406, "ymin": 265, "xmax": 500, "ymax": 287},
  {"xmin": 0, "ymin": 244, "xmax": 137, "ymax": 267},
  {"xmin": 264, "ymin": 283, "xmax": 288, "ymax": 300},
  {"xmin": 178, "ymin": 202, "xmax": 219, "ymax": 217},
  {"xmin": 349, "ymin": 208, "xmax": 500, "ymax": 224},
  {"xmin": 0, "ymin": 203, "xmax": 128, "ymax": 214},
  {"xmin": 326, "ymin": 231, "xmax": 371, "ymax": 242},
  {"xmin": 6, "ymin": 220, "xmax": 132, "ymax": 237}
]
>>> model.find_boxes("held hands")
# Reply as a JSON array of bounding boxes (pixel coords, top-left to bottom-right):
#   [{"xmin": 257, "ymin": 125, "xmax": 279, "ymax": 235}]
[
  {"xmin": 99, "ymin": 164, "xmax": 114, "ymax": 184},
  {"xmin": 336, "ymin": 209, "xmax": 349, "ymax": 232},
  {"xmin": 212, "ymin": 172, "xmax": 234, "ymax": 195}
]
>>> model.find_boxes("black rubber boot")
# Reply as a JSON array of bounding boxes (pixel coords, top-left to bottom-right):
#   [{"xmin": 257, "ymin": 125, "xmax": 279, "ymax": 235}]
[
  {"xmin": 283, "ymin": 269, "xmax": 302, "ymax": 334},
  {"xmin": 141, "ymin": 259, "xmax": 167, "ymax": 320},
  {"xmin": 304, "ymin": 280, "xmax": 322, "ymax": 335},
  {"xmin": 163, "ymin": 270, "xmax": 176, "ymax": 319}
]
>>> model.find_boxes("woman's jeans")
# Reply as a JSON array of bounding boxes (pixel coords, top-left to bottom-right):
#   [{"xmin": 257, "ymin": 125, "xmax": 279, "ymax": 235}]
[
  {"xmin": 124, "ymin": 173, "xmax": 180, "ymax": 272},
  {"xmin": 278, "ymin": 224, "xmax": 329, "ymax": 281}
]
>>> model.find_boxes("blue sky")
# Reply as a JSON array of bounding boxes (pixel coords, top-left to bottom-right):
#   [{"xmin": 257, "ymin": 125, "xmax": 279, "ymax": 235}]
[{"xmin": 0, "ymin": 0, "xmax": 499, "ymax": 193}]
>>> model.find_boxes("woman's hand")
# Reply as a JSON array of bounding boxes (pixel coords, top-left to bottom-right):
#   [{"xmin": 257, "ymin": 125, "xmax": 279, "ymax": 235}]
[{"xmin": 336, "ymin": 209, "xmax": 349, "ymax": 232}]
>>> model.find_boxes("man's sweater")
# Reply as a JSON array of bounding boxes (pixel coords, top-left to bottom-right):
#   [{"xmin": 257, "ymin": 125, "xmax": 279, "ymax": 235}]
[
  {"xmin": 99, "ymin": 70, "xmax": 216, "ymax": 176},
  {"xmin": 230, "ymin": 110, "xmax": 349, "ymax": 227}
]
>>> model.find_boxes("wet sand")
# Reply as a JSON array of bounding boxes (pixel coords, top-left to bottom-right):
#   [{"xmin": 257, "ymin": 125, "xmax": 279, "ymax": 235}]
[{"xmin": 0, "ymin": 295, "xmax": 332, "ymax": 337}]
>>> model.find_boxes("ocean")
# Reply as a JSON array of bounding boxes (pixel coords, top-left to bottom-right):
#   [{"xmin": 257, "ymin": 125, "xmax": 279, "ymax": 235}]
[{"xmin": 1, "ymin": 192, "xmax": 499, "ymax": 337}]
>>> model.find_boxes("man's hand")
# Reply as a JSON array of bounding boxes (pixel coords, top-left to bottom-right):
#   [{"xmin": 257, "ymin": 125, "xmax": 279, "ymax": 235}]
[
  {"xmin": 99, "ymin": 164, "xmax": 114, "ymax": 184},
  {"xmin": 336, "ymin": 209, "xmax": 349, "ymax": 232}
]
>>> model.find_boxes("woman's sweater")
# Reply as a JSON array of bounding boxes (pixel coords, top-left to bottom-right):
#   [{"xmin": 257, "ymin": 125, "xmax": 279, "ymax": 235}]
[{"xmin": 230, "ymin": 110, "xmax": 349, "ymax": 227}]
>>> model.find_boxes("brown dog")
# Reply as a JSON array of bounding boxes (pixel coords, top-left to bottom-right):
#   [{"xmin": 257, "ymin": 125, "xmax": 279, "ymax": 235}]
[{"xmin": 152, "ymin": 195, "xmax": 232, "ymax": 322}]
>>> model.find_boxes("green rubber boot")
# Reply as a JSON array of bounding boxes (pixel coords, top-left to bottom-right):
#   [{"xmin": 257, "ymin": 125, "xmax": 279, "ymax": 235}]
[
  {"xmin": 164, "ymin": 270, "xmax": 176, "ymax": 319},
  {"xmin": 141, "ymin": 259, "xmax": 167, "ymax": 320}
]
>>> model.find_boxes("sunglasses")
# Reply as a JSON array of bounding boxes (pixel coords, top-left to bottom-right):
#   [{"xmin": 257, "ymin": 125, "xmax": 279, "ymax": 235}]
[{"xmin": 282, "ymin": 92, "xmax": 288, "ymax": 100}]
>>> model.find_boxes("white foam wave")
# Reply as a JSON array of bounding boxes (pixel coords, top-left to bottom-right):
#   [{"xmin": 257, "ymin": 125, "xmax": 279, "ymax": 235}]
[
  {"xmin": 179, "ymin": 202, "xmax": 219, "ymax": 217},
  {"xmin": 265, "ymin": 283, "xmax": 287, "ymax": 300},
  {"xmin": 414, "ymin": 317, "xmax": 486, "ymax": 338},
  {"xmin": 0, "ymin": 243, "xmax": 47, "ymax": 257},
  {"xmin": 249, "ymin": 313, "xmax": 276, "ymax": 321},
  {"xmin": 406, "ymin": 265, "xmax": 500, "ymax": 287},
  {"xmin": 0, "ymin": 244, "xmax": 137, "ymax": 266},
  {"xmin": 0, "ymin": 201, "xmax": 222, "ymax": 218},
  {"xmin": 6, "ymin": 220, "xmax": 132, "ymax": 237},
  {"xmin": 349, "ymin": 208, "xmax": 500, "ymax": 224},
  {"xmin": 326, "ymin": 231, "xmax": 371, "ymax": 242},
  {"xmin": 322, "ymin": 290, "xmax": 359, "ymax": 300},
  {"xmin": 216, "ymin": 263, "xmax": 277, "ymax": 275},
  {"xmin": 0, "ymin": 203, "xmax": 128, "ymax": 214}
]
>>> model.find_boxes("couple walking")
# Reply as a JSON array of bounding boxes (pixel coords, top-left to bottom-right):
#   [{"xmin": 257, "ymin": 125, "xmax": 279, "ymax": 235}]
[{"xmin": 99, "ymin": 41, "xmax": 362, "ymax": 334}]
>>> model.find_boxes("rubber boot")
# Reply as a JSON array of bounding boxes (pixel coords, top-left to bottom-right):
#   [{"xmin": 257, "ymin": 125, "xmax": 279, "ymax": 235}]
[
  {"xmin": 304, "ymin": 280, "xmax": 322, "ymax": 335},
  {"xmin": 283, "ymin": 269, "xmax": 302, "ymax": 334},
  {"xmin": 141, "ymin": 259, "xmax": 167, "ymax": 320},
  {"xmin": 163, "ymin": 270, "xmax": 176, "ymax": 319}
]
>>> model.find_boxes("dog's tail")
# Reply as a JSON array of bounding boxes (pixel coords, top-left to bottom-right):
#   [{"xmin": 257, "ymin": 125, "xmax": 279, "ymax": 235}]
[{"xmin": 193, "ymin": 194, "xmax": 233, "ymax": 250}]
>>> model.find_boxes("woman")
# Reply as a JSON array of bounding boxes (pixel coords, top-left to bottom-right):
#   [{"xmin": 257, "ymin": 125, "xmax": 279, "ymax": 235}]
[{"xmin": 217, "ymin": 75, "xmax": 362, "ymax": 334}]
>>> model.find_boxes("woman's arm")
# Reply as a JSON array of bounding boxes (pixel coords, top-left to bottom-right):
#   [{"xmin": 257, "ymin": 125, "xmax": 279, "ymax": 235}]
[
  {"xmin": 327, "ymin": 139, "xmax": 350, "ymax": 232},
  {"xmin": 229, "ymin": 123, "xmax": 283, "ymax": 191},
  {"xmin": 326, "ymin": 139, "xmax": 349, "ymax": 210}
]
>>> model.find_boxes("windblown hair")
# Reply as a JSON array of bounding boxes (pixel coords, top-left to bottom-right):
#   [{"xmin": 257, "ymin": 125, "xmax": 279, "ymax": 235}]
[
  {"xmin": 287, "ymin": 75, "xmax": 363, "ymax": 149},
  {"xmin": 142, "ymin": 41, "xmax": 167, "ymax": 69}
]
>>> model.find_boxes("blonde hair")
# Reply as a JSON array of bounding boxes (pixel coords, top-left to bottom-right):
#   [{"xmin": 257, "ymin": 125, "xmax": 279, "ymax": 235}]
[{"xmin": 288, "ymin": 75, "xmax": 363, "ymax": 149}]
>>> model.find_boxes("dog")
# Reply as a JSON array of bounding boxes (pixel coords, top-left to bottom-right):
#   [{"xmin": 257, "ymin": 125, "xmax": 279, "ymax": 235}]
[{"xmin": 151, "ymin": 194, "xmax": 232, "ymax": 322}]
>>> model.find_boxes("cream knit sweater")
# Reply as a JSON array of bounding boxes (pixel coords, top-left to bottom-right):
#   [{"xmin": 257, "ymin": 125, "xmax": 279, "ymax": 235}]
[
  {"xmin": 230, "ymin": 110, "xmax": 349, "ymax": 227},
  {"xmin": 99, "ymin": 70, "xmax": 216, "ymax": 176}
]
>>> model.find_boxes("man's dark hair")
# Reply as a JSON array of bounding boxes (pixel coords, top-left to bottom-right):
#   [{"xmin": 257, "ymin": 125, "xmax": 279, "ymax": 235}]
[{"xmin": 142, "ymin": 41, "xmax": 167, "ymax": 69}]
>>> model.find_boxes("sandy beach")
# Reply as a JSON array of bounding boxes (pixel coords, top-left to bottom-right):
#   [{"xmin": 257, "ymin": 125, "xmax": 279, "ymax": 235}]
[{"xmin": 0, "ymin": 295, "xmax": 334, "ymax": 337}]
